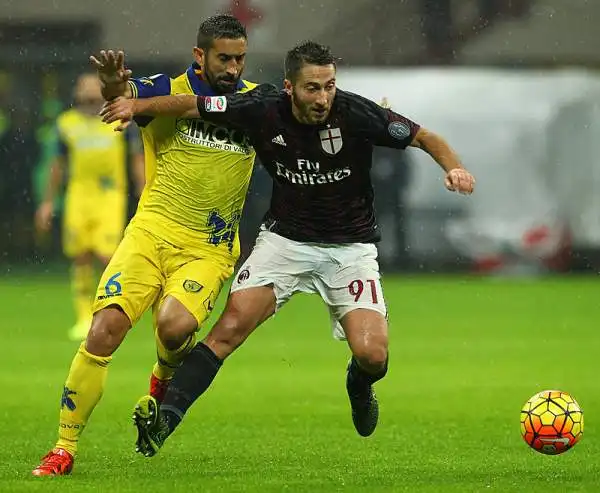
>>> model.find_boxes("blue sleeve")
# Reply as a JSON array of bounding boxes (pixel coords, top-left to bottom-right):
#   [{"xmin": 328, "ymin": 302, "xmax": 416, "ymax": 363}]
[
  {"xmin": 124, "ymin": 125, "xmax": 134, "ymax": 142},
  {"xmin": 128, "ymin": 74, "xmax": 171, "ymax": 127},
  {"xmin": 124, "ymin": 125, "xmax": 143, "ymax": 154},
  {"xmin": 128, "ymin": 74, "xmax": 171, "ymax": 99}
]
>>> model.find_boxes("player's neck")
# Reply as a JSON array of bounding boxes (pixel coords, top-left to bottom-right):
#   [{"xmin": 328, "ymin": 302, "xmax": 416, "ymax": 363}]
[{"xmin": 290, "ymin": 104, "xmax": 307, "ymax": 124}]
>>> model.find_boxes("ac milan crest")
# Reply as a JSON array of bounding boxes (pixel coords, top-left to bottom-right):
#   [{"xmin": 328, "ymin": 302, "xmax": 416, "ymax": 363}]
[{"xmin": 319, "ymin": 128, "xmax": 343, "ymax": 155}]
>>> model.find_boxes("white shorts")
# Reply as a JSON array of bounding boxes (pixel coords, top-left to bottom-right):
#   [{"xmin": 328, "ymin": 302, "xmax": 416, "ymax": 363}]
[{"xmin": 230, "ymin": 229, "xmax": 387, "ymax": 340}]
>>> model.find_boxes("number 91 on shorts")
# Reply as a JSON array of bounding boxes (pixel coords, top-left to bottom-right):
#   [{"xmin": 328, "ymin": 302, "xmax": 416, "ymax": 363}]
[{"xmin": 230, "ymin": 229, "xmax": 387, "ymax": 340}]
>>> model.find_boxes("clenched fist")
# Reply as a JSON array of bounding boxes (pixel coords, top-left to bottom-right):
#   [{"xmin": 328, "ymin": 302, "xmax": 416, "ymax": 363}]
[{"xmin": 444, "ymin": 168, "xmax": 475, "ymax": 195}]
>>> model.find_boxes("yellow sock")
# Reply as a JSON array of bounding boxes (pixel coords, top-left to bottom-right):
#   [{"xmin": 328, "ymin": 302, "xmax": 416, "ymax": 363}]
[
  {"xmin": 152, "ymin": 331, "xmax": 197, "ymax": 381},
  {"xmin": 71, "ymin": 263, "xmax": 94, "ymax": 322},
  {"xmin": 56, "ymin": 342, "xmax": 112, "ymax": 455}
]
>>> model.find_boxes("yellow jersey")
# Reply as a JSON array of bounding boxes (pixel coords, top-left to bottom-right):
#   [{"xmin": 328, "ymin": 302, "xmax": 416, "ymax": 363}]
[
  {"xmin": 127, "ymin": 64, "xmax": 257, "ymax": 264},
  {"xmin": 56, "ymin": 108, "xmax": 130, "ymax": 193}
]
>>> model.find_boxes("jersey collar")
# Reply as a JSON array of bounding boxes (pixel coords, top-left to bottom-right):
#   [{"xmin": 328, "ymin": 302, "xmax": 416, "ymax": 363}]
[{"xmin": 186, "ymin": 62, "xmax": 247, "ymax": 96}]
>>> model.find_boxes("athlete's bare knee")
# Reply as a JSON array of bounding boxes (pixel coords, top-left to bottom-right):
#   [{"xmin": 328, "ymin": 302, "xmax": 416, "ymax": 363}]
[
  {"xmin": 349, "ymin": 320, "xmax": 388, "ymax": 373},
  {"xmin": 353, "ymin": 340, "xmax": 388, "ymax": 374},
  {"xmin": 343, "ymin": 309, "xmax": 388, "ymax": 373},
  {"xmin": 85, "ymin": 306, "xmax": 131, "ymax": 357},
  {"xmin": 157, "ymin": 320, "xmax": 195, "ymax": 351},
  {"xmin": 157, "ymin": 297, "xmax": 197, "ymax": 351}
]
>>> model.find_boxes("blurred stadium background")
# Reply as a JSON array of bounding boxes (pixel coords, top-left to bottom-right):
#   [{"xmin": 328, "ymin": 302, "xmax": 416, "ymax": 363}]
[
  {"xmin": 1, "ymin": 1, "xmax": 599, "ymax": 491},
  {"xmin": 1, "ymin": 0, "xmax": 599, "ymax": 272}
]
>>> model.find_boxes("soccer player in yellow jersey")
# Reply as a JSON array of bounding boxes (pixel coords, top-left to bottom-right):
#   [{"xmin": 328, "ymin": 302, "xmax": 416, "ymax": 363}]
[
  {"xmin": 32, "ymin": 15, "xmax": 257, "ymax": 476},
  {"xmin": 36, "ymin": 74, "xmax": 145, "ymax": 341}
]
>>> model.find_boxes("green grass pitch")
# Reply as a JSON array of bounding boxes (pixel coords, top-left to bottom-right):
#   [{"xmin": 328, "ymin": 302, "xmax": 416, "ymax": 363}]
[{"xmin": 0, "ymin": 272, "xmax": 598, "ymax": 492}]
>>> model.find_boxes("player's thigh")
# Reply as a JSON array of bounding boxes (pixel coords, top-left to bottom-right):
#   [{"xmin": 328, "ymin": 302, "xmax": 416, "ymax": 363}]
[
  {"xmin": 62, "ymin": 191, "xmax": 93, "ymax": 258},
  {"xmin": 162, "ymin": 256, "xmax": 234, "ymax": 329},
  {"xmin": 219, "ymin": 285, "xmax": 277, "ymax": 332},
  {"xmin": 93, "ymin": 226, "xmax": 162, "ymax": 325},
  {"xmin": 91, "ymin": 191, "xmax": 127, "ymax": 259},
  {"xmin": 231, "ymin": 229, "xmax": 316, "ymax": 309},
  {"xmin": 318, "ymin": 243, "xmax": 387, "ymax": 341}
]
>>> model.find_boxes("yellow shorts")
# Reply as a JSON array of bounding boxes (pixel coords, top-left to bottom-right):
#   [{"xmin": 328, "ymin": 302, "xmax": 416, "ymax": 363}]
[
  {"xmin": 92, "ymin": 224, "xmax": 233, "ymax": 326},
  {"xmin": 63, "ymin": 189, "xmax": 126, "ymax": 259}
]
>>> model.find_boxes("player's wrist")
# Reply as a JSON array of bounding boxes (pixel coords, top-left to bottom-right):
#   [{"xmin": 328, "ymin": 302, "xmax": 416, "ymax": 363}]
[
  {"xmin": 444, "ymin": 163, "xmax": 464, "ymax": 173},
  {"xmin": 99, "ymin": 78, "xmax": 127, "ymax": 98},
  {"xmin": 131, "ymin": 99, "xmax": 142, "ymax": 115}
]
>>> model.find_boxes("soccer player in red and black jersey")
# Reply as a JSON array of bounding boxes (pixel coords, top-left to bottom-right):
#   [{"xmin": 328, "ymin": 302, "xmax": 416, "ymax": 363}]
[{"xmin": 102, "ymin": 41, "xmax": 475, "ymax": 456}]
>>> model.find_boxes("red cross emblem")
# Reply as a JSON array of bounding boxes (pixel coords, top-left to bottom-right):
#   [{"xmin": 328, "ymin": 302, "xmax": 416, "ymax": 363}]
[{"xmin": 319, "ymin": 128, "xmax": 343, "ymax": 155}]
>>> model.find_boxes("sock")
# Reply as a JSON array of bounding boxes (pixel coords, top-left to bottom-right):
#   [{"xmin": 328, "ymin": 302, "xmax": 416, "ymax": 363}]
[
  {"xmin": 56, "ymin": 342, "xmax": 112, "ymax": 455},
  {"xmin": 160, "ymin": 342, "xmax": 222, "ymax": 433},
  {"xmin": 152, "ymin": 330, "xmax": 197, "ymax": 381},
  {"xmin": 71, "ymin": 263, "xmax": 94, "ymax": 323},
  {"xmin": 348, "ymin": 356, "xmax": 389, "ymax": 388}
]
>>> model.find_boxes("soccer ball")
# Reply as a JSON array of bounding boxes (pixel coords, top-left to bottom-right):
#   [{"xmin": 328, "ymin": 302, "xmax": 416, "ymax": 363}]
[{"xmin": 520, "ymin": 390, "xmax": 583, "ymax": 455}]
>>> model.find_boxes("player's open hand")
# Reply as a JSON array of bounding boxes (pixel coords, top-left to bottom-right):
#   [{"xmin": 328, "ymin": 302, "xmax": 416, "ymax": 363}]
[
  {"xmin": 89, "ymin": 50, "xmax": 132, "ymax": 86},
  {"xmin": 99, "ymin": 97, "xmax": 134, "ymax": 131},
  {"xmin": 444, "ymin": 168, "xmax": 475, "ymax": 195},
  {"xmin": 35, "ymin": 201, "xmax": 54, "ymax": 234}
]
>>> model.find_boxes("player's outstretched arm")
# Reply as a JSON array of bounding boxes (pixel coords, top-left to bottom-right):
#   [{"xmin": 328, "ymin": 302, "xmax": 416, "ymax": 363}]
[
  {"xmin": 139, "ymin": 95, "xmax": 199, "ymax": 118},
  {"xmin": 409, "ymin": 128, "xmax": 475, "ymax": 195},
  {"xmin": 99, "ymin": 95, "xmax": 199, "ymax": 131},
  {"xmin": 90, "ymin": 50, "xmax": 133, "ymax": 100},
  {"xmin": 350, "ymin": 93, "xmax": 473, "ymax": 194},
  {"xmin": 101, "ymin": 85, "xmax": 273, "ymax": 131}
]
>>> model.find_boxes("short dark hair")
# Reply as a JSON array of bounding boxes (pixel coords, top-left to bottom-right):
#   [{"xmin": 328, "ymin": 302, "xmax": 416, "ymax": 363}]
[
  {"xmin": 284, "ymin": 41, "xmax": 337, "ymax": 82},
  {"xmin": 196, "ymin": 14, "xmax": 247, "ymax": 51}
]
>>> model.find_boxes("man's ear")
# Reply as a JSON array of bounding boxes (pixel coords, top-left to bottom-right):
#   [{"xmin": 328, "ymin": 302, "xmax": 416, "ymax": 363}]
[{"xmin": 193, "ymin": 47, "xmax": 205, "ymax": 67}]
